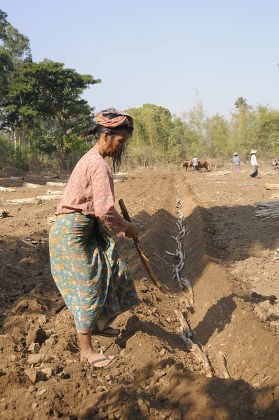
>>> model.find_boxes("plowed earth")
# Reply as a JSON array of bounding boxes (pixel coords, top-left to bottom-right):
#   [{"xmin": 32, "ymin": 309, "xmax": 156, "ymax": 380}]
[{"xmin": 0, "ymin": 166, "xmax": 279, "ymax": 419}]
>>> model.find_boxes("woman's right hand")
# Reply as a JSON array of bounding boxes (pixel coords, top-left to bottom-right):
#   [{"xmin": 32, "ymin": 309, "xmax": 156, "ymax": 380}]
[{"xmin": 125, "ymin": 223, "xmax": 139, "ymax": 239}]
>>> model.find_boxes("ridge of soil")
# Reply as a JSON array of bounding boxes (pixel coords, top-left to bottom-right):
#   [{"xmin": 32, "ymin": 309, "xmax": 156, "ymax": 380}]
[{"xmin": 0, "ymin": 168, "xmax": 279, "ymax": 419}]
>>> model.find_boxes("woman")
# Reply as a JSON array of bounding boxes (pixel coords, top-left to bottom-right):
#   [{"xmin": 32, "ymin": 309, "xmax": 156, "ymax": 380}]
[
  {"xmin": 232, "ymin": 152, "xmax": 241, "ymax": 174},
  {"xmin": 49, "ymin": 108, "xmax": 139, "ymax": 367}
]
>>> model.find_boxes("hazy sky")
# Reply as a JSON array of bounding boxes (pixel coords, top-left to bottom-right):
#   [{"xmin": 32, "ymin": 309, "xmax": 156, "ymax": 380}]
[{"xmin": 2, "ymin": 0, "xmax": 279, "ymax": 117}]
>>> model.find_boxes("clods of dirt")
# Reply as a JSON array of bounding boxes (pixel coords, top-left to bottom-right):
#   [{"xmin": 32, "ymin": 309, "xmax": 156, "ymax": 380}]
[{"xmin": 0, "ymin": 169, "xmax": 279, "ymax": 419}]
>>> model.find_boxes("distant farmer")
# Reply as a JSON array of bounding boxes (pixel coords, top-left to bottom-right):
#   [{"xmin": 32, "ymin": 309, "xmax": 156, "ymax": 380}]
[
  {"xmin": 232, "ymin": 152, "xmax": 241, "ymax": 174},
  {"xmin": 49, "ymin": 108, "xmax": 139, "ymax": 368},
  {"xmin": 250, "ymin": 150, "xmax": 258, "ymax": 178},
  {"xmin": 192, "ymin": 155, "xmax": 199, "ymax": 171}
]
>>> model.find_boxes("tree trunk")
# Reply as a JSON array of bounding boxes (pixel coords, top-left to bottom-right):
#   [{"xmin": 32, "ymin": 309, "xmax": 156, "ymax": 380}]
[{"xmin": 14, "ymin": 131, "xmax": 17, "ymax": 150}]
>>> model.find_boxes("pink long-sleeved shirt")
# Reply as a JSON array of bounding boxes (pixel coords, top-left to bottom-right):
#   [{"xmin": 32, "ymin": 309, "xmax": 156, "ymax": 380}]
[{"xmin": 56, "ymin": 148, "xmax": 130, "ymax": 234}]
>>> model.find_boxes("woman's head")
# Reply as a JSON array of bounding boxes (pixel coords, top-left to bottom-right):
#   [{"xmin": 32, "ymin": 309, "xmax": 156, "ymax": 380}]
[
  {"xmin": 81, "ymin": 108, "xmax": 133, "ymax": 161},
  {"xmin": 95, "ymin": 108, "xmax": 133, "ymax": 136},
  {"xmin": 82, "ymin": 108, "xmax": 133, "ymax": 139}
]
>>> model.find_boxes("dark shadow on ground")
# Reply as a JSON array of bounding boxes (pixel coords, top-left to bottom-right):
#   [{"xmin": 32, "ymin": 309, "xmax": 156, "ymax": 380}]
[
  {"xmin": 172, "ymin": 203, "xmax": 279, "ymax": 290},
  {"xmin": 79, "ymin": 360, "xmax": 279, "ymax": 419},
  {"xmin": 1, "ymin": 203, "xmax": 279, "ymax": 328},
  {"xmin": 193, "ymin": 292, "xmax": 278, "ymax": 346},
  {"xmin": 116, "ymin": 314, "xmax": 185, "ymax": 352}
]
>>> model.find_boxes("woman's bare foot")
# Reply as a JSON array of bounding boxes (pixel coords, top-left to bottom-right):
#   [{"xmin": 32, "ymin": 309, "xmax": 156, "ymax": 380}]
[
  {"xmin": 78, "ymin": 332, "xmax": 114, "ymax": 367},
  {"xmin": 80, "ymin": 350, "xmax": 114, "ymax": 367}
]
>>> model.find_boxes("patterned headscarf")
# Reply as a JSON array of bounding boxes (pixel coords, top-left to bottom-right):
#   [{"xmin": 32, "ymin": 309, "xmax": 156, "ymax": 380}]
[{"xmin": 96, "ymin": 108, "xmax": 133, "ymax": 128}]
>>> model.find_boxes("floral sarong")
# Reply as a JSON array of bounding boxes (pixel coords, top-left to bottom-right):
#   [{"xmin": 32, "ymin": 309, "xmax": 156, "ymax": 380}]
[{"xmin": 49, "ymin": 212, "xmax": 139, "ymax": 333}]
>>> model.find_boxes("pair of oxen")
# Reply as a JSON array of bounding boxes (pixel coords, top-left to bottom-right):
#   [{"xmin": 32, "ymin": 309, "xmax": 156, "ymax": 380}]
[{"xmin": 181, "ymin": 159, "xmax": 209, "ymax": 171}]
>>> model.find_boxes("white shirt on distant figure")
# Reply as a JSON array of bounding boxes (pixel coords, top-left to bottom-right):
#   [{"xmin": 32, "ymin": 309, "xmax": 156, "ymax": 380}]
[
  {"xmin": 251, "ymin": 154, "xmax": 258, "ymax": 166},
  {"xmin": 232, "ymin": 156, "xmax": 240, "ymax": 165},
  {"xmin": 193, "ymin": 157, "xmax": 198, "ymax": 166}
]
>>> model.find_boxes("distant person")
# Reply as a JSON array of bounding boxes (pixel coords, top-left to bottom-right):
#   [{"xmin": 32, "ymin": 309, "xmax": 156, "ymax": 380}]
[
  {"xmin": 250, "ymin": 150, "xmax": 258, "ymax": 178},
  {"xmin": 192, "ymin": 155, "xmax": 199, "ymax": 171},
  {"xmin": 232, "ymin": 152, "xmax": 240, "ymax": 174}
]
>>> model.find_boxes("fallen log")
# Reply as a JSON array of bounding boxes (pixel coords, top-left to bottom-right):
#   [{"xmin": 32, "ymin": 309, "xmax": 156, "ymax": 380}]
[
  {"xmin": 46, "ymin": 181, "xmax": 66, "ymax": 187},
  {"xmin": 5, "ymin": 194, "xmax": 62, "ymax": 204},
  {"xmin": 254, "ymin": 201, "xmax": 279, "ymax": 207},
  {"xmin": 44, "ymin": 175, "xmax": 59, "ymax": 179},
  {"xmin": 254, "ymin": 201, "xmax": 279, "ymax": 218},
  {"xmin": 5, "ymin": 197, "xmax": 37, "ymax": 204},
  {"xmin": 0, "ymin": 186, "xmax": 16, "ymax": 192},
  {"xmin": 23, "ymin": 183, "xmax": 42, "ymax": 189},
  {"xmin": 9, "ymin": 176, "xmax": 24, "ymax": 180},
  {"xmin": 46, "ymin": 190, "xmax": 63, "ymax": 195}
]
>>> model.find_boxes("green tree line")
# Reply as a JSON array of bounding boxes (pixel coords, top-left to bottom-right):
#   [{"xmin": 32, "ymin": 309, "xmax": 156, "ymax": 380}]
[
  {"xmin": 1, "ymin": 9, "xmax": 279, "ymax": 172},
  {"xmin": 124, "ymin": 99, "xmax": 279, "ymax": 168}
]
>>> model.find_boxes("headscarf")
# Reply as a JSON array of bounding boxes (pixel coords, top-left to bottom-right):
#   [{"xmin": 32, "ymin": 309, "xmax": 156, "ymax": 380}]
[{"xmin": 96, "ymin": 108, "xmax": 133, "ymax": 129}]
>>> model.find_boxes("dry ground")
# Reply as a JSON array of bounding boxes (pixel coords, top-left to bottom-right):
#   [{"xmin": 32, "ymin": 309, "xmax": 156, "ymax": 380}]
[{"xmin": 0, "ymin": 164, "xmax": 279, "ymax": 419}]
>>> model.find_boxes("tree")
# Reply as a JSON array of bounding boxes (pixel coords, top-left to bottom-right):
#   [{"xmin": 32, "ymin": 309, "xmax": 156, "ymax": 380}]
[
  {"xmin": 124, "ymin": 104, "xmax": 173, "ymax": 166},
  {"xmin": 127, "ymin": 104, "xmax": 172, "ymax": 149},
  {"xmin": 182, "ymin": 102, "xmax": 209, "ymax": 156},
  {"xmin": 0, "ymin": 46, "xmax": 14, "ymax": 97},
  {"xmin": 1, "ymin": 59, "xmax": 100, "ymax": 154},
  {"xmin": 235, "ymin": 97, "xmax": 250, "ymax": 111},
  {"xmin": 168, "ymin": 117, "xmax": 200, "ymax": 161},
  {"xmin": 256, "ymin": 106, "xmax": 279, "ymax": 157},
  {"xmin": 205, "ymin": 114, "xmax": 230, "ymax": 158},
  {"xmin": 230, "ymin": 97, "xmax": 256, "ymax": 157},
  {"xmin": 0, "ymin": 9, "xmax": 8, "ymax": 40},
  {"xmin": 0, "ymin": 9, "xmax": 31, "ymax": 62},
  {"xmin": 0, "ymin": 9, "xmax": 32, "ymax": 148},
  {"xmin": 2, "ymin": 22, "xmax": 31, "ymax": 62}
]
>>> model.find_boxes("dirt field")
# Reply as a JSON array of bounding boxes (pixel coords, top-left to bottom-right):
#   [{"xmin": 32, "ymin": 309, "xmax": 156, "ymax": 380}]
[{"xmin": 1, "ymin": 164, "xmax": 279, "ymax": 419}]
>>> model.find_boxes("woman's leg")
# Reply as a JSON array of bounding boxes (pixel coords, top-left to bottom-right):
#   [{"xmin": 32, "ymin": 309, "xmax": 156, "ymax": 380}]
[
  {"xmin": 78, "ymin": 332, "xmax": 114, "ymax": 366},
  {"xmin": 49, "ymin": 214, "xmax": 114, "ymax": 367}
]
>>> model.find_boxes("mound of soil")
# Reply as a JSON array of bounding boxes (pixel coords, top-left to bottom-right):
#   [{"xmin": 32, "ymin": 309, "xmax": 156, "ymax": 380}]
[{"xmin": 0, "ymin": 168, "xmax": 279, "ymax": 419}]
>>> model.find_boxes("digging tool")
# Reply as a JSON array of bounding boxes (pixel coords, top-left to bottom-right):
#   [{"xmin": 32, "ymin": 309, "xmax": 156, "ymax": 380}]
[{"xmin": 119, "ymin": 199, "xmax": 171, "ymax": 295}]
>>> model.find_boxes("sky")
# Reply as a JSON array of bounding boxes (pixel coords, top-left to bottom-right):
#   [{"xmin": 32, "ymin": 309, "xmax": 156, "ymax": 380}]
[{"xmin": 1, "ymin": 0, "xmax": 279, "ymax": 118}]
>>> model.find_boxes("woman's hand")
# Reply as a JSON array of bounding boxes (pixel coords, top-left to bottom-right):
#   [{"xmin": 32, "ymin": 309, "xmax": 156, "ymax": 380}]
[{"xmin": 125, "ymin": 223, "xmax": 139, "ymax": 239}]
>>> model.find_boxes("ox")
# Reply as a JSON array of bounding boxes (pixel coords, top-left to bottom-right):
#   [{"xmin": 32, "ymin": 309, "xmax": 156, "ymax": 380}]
[
  {"xmin": 273, "ymin": 159, "xmax": 279, "ymax": 170},
  {"xmin": 196, "ymin": 160, "xmax": 209, "ymax": 171},
  {"xmin": 181, "ymin": 160, "xmax": 190, "ymax": 170},
  {"xmin": 181, "ymin": 159, "xmax": 209, "ymax": 171}
]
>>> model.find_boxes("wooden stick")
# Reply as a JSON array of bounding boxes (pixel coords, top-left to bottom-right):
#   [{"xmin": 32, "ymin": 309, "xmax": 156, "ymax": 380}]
[
  {"xmin": 180, "ymin": 332, "xmax": 213, "ymax": 378},
  {"xmin": 218, "ymin": 351, "xmax": 230, "ymax": 379},
  {"xmin": 119, "ymin": 199, "xmax": 171, "ymax": 295},
  {"xmin": 175, "ymin": 310, "xmax": 192, "ymax": 337}
]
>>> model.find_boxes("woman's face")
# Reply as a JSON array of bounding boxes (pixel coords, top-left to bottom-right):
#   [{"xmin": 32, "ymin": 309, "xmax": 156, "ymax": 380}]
[{"xmin": 103, "ymin": 130, "xmax": 130, "ymax": 157}]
